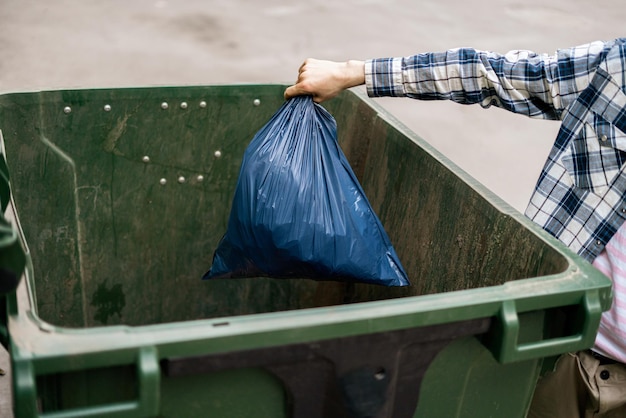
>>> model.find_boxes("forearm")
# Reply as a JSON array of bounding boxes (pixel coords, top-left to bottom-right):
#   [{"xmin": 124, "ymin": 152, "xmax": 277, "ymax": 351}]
[
  {"xmin": 285, "ymin": 40, "xmax": 617, "ymax": 111},
  {"xmin": 364, "ymin": 46, "xmax": 601, "ymax": 120}
]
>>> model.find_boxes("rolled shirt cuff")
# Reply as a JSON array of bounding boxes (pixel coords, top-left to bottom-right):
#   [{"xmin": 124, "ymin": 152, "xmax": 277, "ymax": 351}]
[{"xmin": 365, "ymin": 57, "xmax": 406, "ymax": 97}]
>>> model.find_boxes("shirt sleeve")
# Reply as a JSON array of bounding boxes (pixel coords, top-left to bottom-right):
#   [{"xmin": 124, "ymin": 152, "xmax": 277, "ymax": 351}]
[{"xmin": 364, "ymin": 41, "xmax": 615, "ymax": 120}]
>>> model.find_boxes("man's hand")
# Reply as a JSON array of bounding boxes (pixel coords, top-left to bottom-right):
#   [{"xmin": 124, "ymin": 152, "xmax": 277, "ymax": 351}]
[{"xmin": 284, "ymin": 59, "xmax": 365, "ymax": 103}]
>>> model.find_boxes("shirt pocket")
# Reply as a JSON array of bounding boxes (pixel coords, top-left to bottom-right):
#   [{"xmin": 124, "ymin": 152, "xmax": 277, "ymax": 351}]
[{"xmin": 561, "ymin": 112, "xmax": 626, "ymax": 195}]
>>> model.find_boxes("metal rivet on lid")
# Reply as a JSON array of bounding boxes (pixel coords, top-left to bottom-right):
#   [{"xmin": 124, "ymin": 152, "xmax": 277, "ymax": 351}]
[
  {"xmin": 178, "ymin": 176, "xmax": 186, "ymax": 184},
  {"xmin": 159, "ymin": 178, "xmax": 167, "ymax": 185},
  {"xmin": 104, "ymin": 104, "xmax": 111, "ymax": 112},
  {"xmin": 180, "ymin": 102, "xmax": 188, "ymax": 109},
  {"xmin": 199, "ymin": 101, "xmax": 207, "ymax": 108},
  {"xmin": 214, "ymin": 150, "xmax": 222, "ymax": 158},
  {"xmin": 142, "ymin": 156, "xmax": 150, "ymax": 163},
  {"xmin": 253, "ymin": 99, "xmax": 261, "ymax": 106},
  {"xmin": 197, "ymin": 175, "xmax": 204, "ymax": 182},
  {"xmin": 63, "ymin": 106, "xmax": 72, "ymax": 114},
  {"xmin": 161, "ymin": 102, "xmax": 169, "ymax": 110}
]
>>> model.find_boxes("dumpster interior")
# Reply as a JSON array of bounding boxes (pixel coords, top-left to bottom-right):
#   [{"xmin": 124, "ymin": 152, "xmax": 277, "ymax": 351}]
[{"xmin": 0, "ymin": 85, "xmax": 568, "ymax": 328}]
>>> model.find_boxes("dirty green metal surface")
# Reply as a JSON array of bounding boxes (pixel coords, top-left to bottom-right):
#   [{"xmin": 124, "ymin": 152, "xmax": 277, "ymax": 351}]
[
  {"xmin": 0, "ymin": 86, "xmax": 318, "ymax": 328},
  {"xmin": 0, "ymin": 84, "xmax": 612, "ymax": 417},
  {"xmin": 324, "ymin": 97, "xmax": 566, "ymax": 300}
]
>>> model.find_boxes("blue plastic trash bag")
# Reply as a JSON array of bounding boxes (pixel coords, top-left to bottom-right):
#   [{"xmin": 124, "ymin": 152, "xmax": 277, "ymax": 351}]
[{"xmin": 203, "ymin": 96, "xmax": 409, "ymax": 286}]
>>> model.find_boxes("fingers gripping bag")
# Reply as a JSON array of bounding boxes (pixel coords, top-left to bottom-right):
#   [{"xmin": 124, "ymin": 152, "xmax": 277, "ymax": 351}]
[{"xmin": 203, "ymin": 96, "xmax": 409, "ymax": 286}]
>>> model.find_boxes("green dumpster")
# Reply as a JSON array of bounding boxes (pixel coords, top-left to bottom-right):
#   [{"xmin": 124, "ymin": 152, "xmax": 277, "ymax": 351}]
[{"xmin": 0, "ymin": 84, "xmax": 612, "ymax": 418}]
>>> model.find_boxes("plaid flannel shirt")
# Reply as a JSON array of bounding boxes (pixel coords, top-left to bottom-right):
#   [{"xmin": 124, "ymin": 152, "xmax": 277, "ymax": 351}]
[{"xmin": 365, "ymin": 38, "xmax": 626, "ymax": 261}]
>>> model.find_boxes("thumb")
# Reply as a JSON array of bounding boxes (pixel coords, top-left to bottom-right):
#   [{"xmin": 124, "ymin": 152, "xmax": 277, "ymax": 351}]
[{"xmin": 284, "ymin": 84, "xmax": 310, "ymax": 100}]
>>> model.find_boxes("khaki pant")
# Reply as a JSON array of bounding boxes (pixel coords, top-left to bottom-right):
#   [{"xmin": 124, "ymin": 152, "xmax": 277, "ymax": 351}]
[{"xmin": 528, "ymin": 351, "xmax": 626, "ymax": 418}]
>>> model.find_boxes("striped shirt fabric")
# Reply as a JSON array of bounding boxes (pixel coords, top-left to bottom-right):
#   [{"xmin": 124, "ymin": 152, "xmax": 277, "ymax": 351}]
[
  {"xmin": 593, "ymin": 227, "xmax": 626, "ymax": 362},
  {"xmin": 365, "ymin": 38, "xmax": 626, "ymax": 362}
]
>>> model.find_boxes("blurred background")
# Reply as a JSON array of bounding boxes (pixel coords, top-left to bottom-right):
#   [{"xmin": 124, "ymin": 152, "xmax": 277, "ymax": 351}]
[{"xmin": 0, "ymin": 0, "xmax": 623, "ymax": 415}]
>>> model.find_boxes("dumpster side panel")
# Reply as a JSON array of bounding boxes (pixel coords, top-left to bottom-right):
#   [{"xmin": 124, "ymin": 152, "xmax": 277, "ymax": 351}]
[
  {"xmin": 324, "ymin": 95, "xmax": 567, "ymax": 303},
  {"xmin": 0, "ymin": 97, "xmax": 85, "ymax": 327},
  {"xmin": 1, "ymin": 87, "xmax": 322, "ymax": 328},
  {"xmin": 1, "ymin": 87, "xmax": 569, "ymax": 328}
]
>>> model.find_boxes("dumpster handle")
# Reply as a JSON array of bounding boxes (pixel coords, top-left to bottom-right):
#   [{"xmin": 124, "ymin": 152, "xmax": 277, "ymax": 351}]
[
  {"xmin": 34, "ymin": 347, "xmax": 160, "ymax": 418},
  {"xmin": 494, "ymin": 291, "xmax": 602, "ymax": 363}
]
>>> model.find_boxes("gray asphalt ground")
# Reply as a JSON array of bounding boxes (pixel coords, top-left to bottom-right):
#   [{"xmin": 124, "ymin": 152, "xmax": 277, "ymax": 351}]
[{"xmin": 0, "ymin": 1, "xmax": 624, "ymax": 416}]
